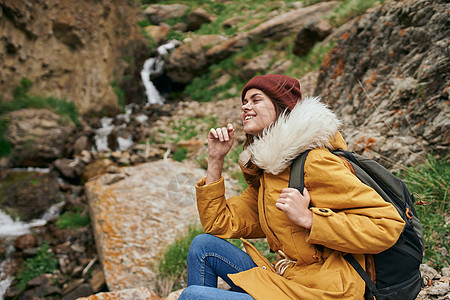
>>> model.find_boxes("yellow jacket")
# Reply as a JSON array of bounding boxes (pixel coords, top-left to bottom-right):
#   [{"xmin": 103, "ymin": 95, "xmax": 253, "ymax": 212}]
[{"xmin": 195, "ymin": 97, "xmax": 405, "ymax": 299}]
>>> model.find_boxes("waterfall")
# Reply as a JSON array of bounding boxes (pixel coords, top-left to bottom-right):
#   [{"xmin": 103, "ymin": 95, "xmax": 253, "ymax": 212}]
[
  {"xmin": 140, "ymin": 40, "xmax": 181, "ymax": 105},
  {"xmin": 91, "ymin": 40, "xmax": 181, "ymax": 153}
]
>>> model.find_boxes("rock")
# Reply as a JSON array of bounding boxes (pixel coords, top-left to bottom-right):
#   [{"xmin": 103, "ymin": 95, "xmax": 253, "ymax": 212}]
[
  {"xmin": 166, "ymin": 288, "xmax": 184, "ymax": 300},
  {"xmin": 221, "ymin": 16, "xmax": 246, "ymax": 29},
  {"xmin": 268, "ymin": 60, "xmax": 293, "ymax": 75},
  {"xmin": 62, "ymin": 283, "xmax": 93, "ymax": 300},
  {"xmin": 89, "ymin": 268, "xmax": 106, "ymax": 293},
  {"xmin": 0, "ymin": 170, "xmax": 64, "ymax": 221},
  {"xmin": 53, "ymin": 158, "xmax": 84, "ymax": 181},
  {"xmin": 299, "ymin": 70, "xmax": 319, "ymax": 98},
  {"xmin": 77, "ymin": 287, "xmax": 159, "ymax": 300},
  {"xmin": 73, "ymin": 136, "xmax": 91, "ymax": 156},
  {"xmin": 239, "ymin": 52, "xmax": 276, "ymax": 81},
  {"xmin": 165, "ymin": 34, "xmax": 228, "ymax": 83},
  {"xmin": 143, "ymin": 4, "xmax": 189, "ymax": 25},
  {"xmin": 14, "ymin": 234, "xmax": 38, "ymax": 250},
  {"xmin": 293, "ymin": 20, "xmax": 333, "ymax": 56},
  {"xmin": 315, "ymin": 0, "xmax": 449, "ymax": 170},
  {"xmin": 421, "ymin": 264, "xmax": 439, "ymax": 281},
  {"xmin": 85, "ymin": 160, "xmax": 207, "ymax": 291},
  {"xmin": 23, "ymin": 284, "xmax": 61, "ymax": 298},
  {"xmin": 0, "ymin": 1, "xmax": 147, "ymax": 115},
  {"xmin": 442, "ymin": 268, "xmax": 450, "ymax": 277},
  {"xmin": 82, "ymin": 159, "xmax": 116, "ymax": 182},
  {"xmin": 165, "ymin": 1, "xmax": 338, "ymax": 84},
  {"xmin": 143, "ymin": 25, "xmax": 171, "ymax": 45},
  {"xmin": 27, "ymin": 274, "xmax": 51, "ymax": 287},
  {"xmin": 186, "ymin": 8, "xmax": 215, "ymax": 32},
  {"xmin": 5, "ymin": 108, "xmax": 75, "ymax": 167},
  {"xmin": 427, "ymin": 282, "xmax": 450, "ymax": 296}
]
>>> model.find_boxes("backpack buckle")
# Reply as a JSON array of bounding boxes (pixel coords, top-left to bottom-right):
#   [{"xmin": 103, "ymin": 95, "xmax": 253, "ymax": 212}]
[{"xmin": 405, "ymin": 207, "xmax": 414, "ymax": 219}]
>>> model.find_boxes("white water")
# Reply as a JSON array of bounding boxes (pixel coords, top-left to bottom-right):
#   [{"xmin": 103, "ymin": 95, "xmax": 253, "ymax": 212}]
[
  {"xmin": 0, "ymin": 200, "xmax": 65, "ymax": 298},
  {"xmin": 140, "ymin": 40, "xmax": 181, "ymax": 105},
  {"xmin": 0, "ymin": 202, "xmax": 64, "ymax": 237},
  {"xmin": 94, "ymin": 117, "xmax": 115, "ymax": 152}
]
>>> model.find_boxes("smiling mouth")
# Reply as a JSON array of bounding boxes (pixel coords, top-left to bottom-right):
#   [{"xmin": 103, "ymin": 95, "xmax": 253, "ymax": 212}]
[{"xmin": 244, "ymin": 115, "xmax": 254, "ymax": 121}]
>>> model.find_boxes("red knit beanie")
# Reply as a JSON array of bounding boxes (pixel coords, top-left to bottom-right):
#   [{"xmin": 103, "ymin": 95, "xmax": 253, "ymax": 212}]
[{"xmin": 241, "ymin": 74, "xmax": 302, "ymax": 110}]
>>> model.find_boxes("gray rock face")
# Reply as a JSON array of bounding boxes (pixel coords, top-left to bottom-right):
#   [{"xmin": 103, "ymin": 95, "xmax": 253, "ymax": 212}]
[
  {"xmin": 6, "ymin": 108, "xmax": 75, "ymax": 167},
  {"xmin": 315, "ymin": 0, "xmax": 449, "ymax": 169}
]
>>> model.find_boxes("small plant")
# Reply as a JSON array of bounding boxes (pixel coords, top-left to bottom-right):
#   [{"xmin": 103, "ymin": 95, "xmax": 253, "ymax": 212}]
[
  {"xmin": 56, "ymin": 207, "xmax": 90, "ymax": 229},
  {"xmin": 0, "ymin": 117, "xmax": 12, "ymax": 157},
  {"xmin": 173, "ymin": 147, "xmax": 189, "ymax": 162},
  {"xmin": 399, "ymin": 153, "xmax": 449, "ymax": 269},
  {"xmin": 158, "ymin": 224, "xmax": 204, "ymax": 291},
  {"xmin": 15, "ymin": 243, "xmax": 58, "ymax": 293},
  {"xmin": 111, "ymin": 80, "xmax": 125, "ymax": 111}
]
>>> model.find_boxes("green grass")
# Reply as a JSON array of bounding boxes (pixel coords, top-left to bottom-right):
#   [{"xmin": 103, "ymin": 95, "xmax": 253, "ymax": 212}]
[
  {"xmin": 15, "ymin": 243, "xmax": 59, "ymax": 293},
  {"xmin": 285, "ymin": 39, "xmax": 335, "ymax": 79},
  {"xmin": 0, "ymin": 78, "xmax": 79, "ymax": 158},
  {"xmin": 328, "ymin": 0, "xmax": 386, "ymax": 27},
  {"xmin": 399, "ymin": 154, "xmax": 449, "ymax": 269},
  {"xmin": 137, "ymin": 20, "xmax": 158, "ymax": 51},
  {"xmin": 0, "ymin": 117, "xmax": 12, "ymax": 157},
  {"xmin": 55, "ymin": 207, "xmax": 90, "ymax": 229},
  {"xmin": 158, "ymin": 224, "xmax": 204, "ymax": 290},
  {"xmin": 0, "ymin": 78, "xmax": 79, "ymax": 126},
  {"xmin": 111, "ymin": 79, "xmax": 125, "ymax": 111}
]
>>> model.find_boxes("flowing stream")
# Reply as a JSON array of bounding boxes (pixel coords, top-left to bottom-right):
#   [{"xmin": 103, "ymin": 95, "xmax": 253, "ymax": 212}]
[
  {"xmin": 0, "ymin": 40, "xmax": 182, "ymax": 298},
  {"xmin": 93, "ymin": 40, "xmax": 180, "ymax": 152},
  {"xmin": 140, "ymin": 40, "xmax": 180, "ymax": 105}
]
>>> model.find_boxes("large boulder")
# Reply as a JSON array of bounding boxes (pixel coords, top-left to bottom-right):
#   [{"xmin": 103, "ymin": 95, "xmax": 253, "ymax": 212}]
[
  {"xmin": 315, "ymin": 0, "xmax": 449, "ymax": 169},
  {"xmin": 85, "ymin": 160, "xmax": 206, "ymax": 291},
  {"xmin": 5, "ymin": 108, "xmax": 75, "ymax": 167}
]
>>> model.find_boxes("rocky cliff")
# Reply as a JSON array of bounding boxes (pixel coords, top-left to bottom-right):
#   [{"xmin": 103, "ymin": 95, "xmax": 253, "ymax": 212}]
[
  {"xmin": 0, "ymin": 0, "xmax": 147, "ymax": 115},
  {"xmin": 315, "ymin": 0, "xmax": 449, "ymax": 169}
]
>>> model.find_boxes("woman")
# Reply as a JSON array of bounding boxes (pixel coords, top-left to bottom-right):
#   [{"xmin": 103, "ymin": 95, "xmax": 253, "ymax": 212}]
[{"xmin": 179, "ymin": 74, "xmax": 405, "ymax": 299}]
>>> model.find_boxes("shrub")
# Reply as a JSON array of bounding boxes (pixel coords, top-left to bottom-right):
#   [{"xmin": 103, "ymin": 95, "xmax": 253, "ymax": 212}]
[
  {"xmin": 173, "ymin": 147, "xmax": 188, "ymax": 162},
  {"xmin": 56, "ymin": 207, "xmax": 90, "ymax": 229},
  {"xmin": 15, "ymin": 243, "xmax": 58, "ymax": 293},
  {"xmin": 399, "ymin": 154, "xmax": 449, "ymax": 269}
]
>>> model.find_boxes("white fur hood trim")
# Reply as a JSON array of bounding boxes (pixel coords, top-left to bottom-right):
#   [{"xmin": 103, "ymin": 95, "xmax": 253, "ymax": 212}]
[{"xmin": 238, "ymin": 96, "xmax": 341, "ymax": 175}]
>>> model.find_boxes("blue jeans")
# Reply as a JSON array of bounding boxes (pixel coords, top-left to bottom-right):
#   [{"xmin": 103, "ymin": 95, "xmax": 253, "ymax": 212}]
[{"xmin": 178, "ymin": 234, "xmax": 257, "ymax": 300}]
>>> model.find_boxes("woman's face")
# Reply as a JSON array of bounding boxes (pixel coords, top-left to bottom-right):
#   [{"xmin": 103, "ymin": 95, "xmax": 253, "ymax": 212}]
[{"xmin": 241, "ymin": 88, "xmax": 277, "ymax": 136}]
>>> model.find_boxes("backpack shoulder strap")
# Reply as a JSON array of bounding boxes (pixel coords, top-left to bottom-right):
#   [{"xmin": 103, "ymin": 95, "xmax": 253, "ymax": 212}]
[
  {"xmin": 344, "ymin": 254, "xmax": 380, "ymax": 297},
  {"xmin": 288, "ymin": 149, "xmax": 311, "ymax": 196}
]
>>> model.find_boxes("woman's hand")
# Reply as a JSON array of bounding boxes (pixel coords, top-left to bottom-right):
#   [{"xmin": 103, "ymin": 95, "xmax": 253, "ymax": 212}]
[
  {"xmin": 208, "ymin": 123, "xmax": 234, "ymax": 161},
  {"xmin": 276, "ymin": 188, "xmax": 313, "ymax": 229},
  {"xmin": 205, "ymin": 123, "xmax": 234, "ymax": 185}
]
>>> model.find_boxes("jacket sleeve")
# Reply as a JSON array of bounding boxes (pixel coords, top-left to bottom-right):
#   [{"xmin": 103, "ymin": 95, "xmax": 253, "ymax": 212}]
[
  {"xmin": 305, "ymin": 150, "xmax": 405, "ymax": 254},
  {"xmin": 195, "ymin": 176, "xmax": 265, "ymax": 239}
]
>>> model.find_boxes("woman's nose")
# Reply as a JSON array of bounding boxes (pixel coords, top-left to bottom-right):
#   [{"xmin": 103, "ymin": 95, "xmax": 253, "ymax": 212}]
[{"xmin": 241, "ymin": 102, "xmax": 251, "ymax": 111}]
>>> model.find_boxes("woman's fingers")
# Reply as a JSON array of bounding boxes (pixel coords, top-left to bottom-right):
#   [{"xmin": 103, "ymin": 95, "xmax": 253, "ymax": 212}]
[
  {"xmin": 209, "ymin": 128, "xmax": 218, "ymax": 139},
  {"xmin": 209, "ymin": 124, "xmax": 234, "ymax": 142}
]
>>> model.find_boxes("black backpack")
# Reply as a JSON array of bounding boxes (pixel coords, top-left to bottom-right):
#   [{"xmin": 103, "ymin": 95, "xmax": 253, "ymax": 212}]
[{"xmin": 289, "ymin": 149, "xmax": 424, "ymax": 300}]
